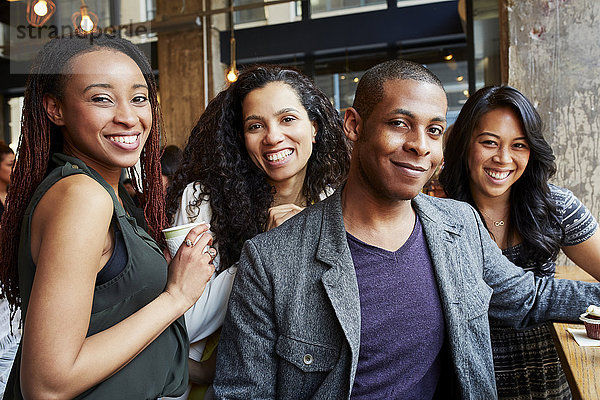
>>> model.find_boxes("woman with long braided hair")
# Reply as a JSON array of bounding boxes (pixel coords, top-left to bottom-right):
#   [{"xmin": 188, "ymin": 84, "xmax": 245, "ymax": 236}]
[{"xmin": 0, "ymin": 34, "xmax": 214, "ymax": 399}]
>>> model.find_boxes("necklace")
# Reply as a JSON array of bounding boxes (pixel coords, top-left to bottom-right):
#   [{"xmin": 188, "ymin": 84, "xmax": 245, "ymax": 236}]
[{"xmin": 480, "ymin": 209, "xmax": 506, "ymax": 227}]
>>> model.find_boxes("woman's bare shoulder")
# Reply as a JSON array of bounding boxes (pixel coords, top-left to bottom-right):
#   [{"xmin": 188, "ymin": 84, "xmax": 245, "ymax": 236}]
[{"xmin": 32, "ymin": 174, "xmax": 114, "ymax": 238}]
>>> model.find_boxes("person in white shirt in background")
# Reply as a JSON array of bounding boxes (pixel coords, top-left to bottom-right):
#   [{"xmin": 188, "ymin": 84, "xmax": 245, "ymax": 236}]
[
  {"xmin": 0, "ymin": 141, "xmax": 19, "ymax": 398},
  {"xmin": 165, "ymin": 65, "xmax": 351, "ymax": 399},
  {"xmin": 0, "ymin": 295, "xmax": 20, "ymax": 398}
]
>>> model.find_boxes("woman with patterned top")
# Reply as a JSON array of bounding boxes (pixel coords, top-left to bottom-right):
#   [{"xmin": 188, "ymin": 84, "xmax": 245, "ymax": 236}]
[{"xmin": 440, "ymin": 85, "xmax": 600, "ymax": 399}]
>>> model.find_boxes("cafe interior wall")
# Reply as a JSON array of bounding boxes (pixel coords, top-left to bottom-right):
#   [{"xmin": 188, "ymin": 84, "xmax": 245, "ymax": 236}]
[
  {"xmin": 503, "ymin": 0, "xmax": 600, "ymax": 266},
  {"xmin": 156, "ymin": 0, "xmax": 227, "ymax": 149}
]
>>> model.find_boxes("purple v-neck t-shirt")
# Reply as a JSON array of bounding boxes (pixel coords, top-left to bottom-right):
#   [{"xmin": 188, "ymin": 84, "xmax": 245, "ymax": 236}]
[{"xmin": 348, "ymin": 215, "xmax": 446, "ymax": 399}]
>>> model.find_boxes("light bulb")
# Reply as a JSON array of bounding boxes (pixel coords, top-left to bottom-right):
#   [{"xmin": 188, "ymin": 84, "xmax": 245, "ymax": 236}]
[
  {"xmin": 80, "ymin": 15, "xmax": 94, "ymax": 32},
  {"xmin": 226, "ymin": 68, "xmax": 238, "ymax": 83},
  {"xmin": 33, "ymin": 0, "xmax": 48, "ymax": 17}
]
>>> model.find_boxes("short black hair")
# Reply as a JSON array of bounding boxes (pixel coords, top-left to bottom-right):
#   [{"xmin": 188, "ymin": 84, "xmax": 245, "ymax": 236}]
[
  {"xmin": 353, "ymin": 59, "xmax": 444, "ymax": 121},
  {"xmin": 0, "ymin": 141, "xmax": 13, "ymax": 163},
  {"xmin": 160, "ymin": 145, "xmax": 183, "ymax": 178}
]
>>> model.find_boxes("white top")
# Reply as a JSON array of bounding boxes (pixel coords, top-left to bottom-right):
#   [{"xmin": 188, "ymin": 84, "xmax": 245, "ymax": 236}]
[
  {"xmin": 174, "ymin": 182, "xmax": 333, "ymax": 361},
  {"xmin": 174, "ymin": 182, "xmax": 237, "ymax": 361},
  {"xmin": 0, "ymin": 292, "xmax": 21, "ymax": 342}
]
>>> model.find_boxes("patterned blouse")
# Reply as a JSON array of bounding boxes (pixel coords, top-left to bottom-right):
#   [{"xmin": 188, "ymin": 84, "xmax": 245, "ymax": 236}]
[{"xmin": 502, "ymin": 184, "xmax": 598, "ymax": 276}]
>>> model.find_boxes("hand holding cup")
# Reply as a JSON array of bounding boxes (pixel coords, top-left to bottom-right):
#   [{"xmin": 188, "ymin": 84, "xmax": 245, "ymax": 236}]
[
  {"xmin": 162, "ymin": 222, "xmax": 211, "ymax": 257},
  {"xmin": 163, "ymin": 223, "xmax": 217, "ymax": 311}
]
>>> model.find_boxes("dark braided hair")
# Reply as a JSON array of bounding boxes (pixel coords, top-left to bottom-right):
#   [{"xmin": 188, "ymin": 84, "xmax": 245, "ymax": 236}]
[
  {"xmin": 440, "ymin": 85, "xmax": 563, "ymax": 268},
  {"xmin": 167, "ymin": 65, "xmax": 351, "ymax": 270},
  {"xmin": 0, "ymin": 33, "xmax": 167, "ymax": 309}
]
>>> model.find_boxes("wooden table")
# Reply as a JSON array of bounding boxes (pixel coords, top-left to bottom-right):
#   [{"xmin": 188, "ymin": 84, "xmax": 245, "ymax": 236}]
[
  {"xmin": 551, "ymin": 322, "xmax": 600, "ymax": 400},
  {"xmin": 551, "ymin": 265, "xmax": 600, "ymax": 400}
]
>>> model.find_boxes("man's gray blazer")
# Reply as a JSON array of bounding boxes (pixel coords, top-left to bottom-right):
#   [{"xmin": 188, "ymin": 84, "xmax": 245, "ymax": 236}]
[{"xmin": 214, "ymin": 190, "xmax": 600, "ymax": 399}]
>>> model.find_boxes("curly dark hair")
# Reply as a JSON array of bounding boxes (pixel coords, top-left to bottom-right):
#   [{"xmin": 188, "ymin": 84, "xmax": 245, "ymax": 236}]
[
  {"xmin": 0, "ymin": 33, "xmax": 166, "ymax": 309},
  {"xmin": 440, "ymin": 85, "xmax": 563, "ymax": 268},
  {"xmin": 167, "ymin": 65, "xmax": 351, "ymax": 270}
]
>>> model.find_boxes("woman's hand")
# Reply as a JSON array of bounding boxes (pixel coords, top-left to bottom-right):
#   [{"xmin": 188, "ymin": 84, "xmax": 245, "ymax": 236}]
[
  {"xmin": 188, "ymin": 350, "xmax": 218, "ymax": 385},
  {"xmin": 266, "ymin": 204, "xmax": 305, "ymax": 231},
  {"xmin": 166, "ymin": 224, "xmax": 216, "ymax": 313}
]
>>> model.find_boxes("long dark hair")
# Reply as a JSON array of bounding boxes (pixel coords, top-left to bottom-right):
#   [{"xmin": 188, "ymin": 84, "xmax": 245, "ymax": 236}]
[
  {"xmin": 440, "ymin": 85, "xmax": 563, "ymax": 267},
  {"xmin": 0, "ymin": 34, "xmax": 166, "ymax": 308},
  {"xmin": 167, "ymin": 65, "xmax": 351, "ymax": 270}
]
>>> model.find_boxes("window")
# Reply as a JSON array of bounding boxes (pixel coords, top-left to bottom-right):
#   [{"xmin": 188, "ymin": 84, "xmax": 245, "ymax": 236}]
[
  {"xmin": 312, "ymin": 48, "xmax": 468, "ymax": 125},
  {"xmin": 234, "ymin": 0, "xmax": 301, "ymax": 28},
  {"xmin": 311, "ymin": 0, "xmax": 386, "ymax": 17}
]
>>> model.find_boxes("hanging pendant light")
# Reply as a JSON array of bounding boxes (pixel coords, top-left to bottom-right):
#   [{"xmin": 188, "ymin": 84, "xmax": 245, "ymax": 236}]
[
  {"xmin": 72, "ymin": 0, "xmax": 99, "ymax": 34},
  {"xmin": 225, "ymin": 0, "xmax": 239, "ymax": 83},
  {"xmin": 226, "ymin": 36, "xmax": 238, "ymax": 83},
  {"xmin": 27, "ymin": 0, "xmax": 56, "ymax": 27}
]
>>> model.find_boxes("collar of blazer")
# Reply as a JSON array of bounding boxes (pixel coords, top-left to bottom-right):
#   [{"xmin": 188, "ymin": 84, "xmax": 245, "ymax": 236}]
[
  {"xmin": 313, "ymin": 189, "xmax": 472, "ymax": 391},
  {"xmin": 315, "ymin": 189, "xmax": 466, "ymax": 266}
]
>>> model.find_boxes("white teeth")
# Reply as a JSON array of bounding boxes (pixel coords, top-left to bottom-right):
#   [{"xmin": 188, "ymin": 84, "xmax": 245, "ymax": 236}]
[
  {"xmin": 266, "ymin": 149, "xmax": 293, "ymax": 162},
  {"xmin": 109, "ymin": 135, "xmax": 137, "ymax": 144},
  {"xmin": 486, "ymin": 169, "xmax": 510, "ymax": 179}
]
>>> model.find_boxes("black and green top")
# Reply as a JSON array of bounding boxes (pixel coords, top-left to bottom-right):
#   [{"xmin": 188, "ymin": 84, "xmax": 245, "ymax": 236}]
[{"xmin": 4, "ymin": 153, "xmax": 189, "ymax": 399}]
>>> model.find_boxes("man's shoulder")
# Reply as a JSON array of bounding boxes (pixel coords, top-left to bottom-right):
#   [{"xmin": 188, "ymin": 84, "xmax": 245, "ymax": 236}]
[{"xmin": 413, "ymin": 193, "xmax": 477, "ymax": 221}]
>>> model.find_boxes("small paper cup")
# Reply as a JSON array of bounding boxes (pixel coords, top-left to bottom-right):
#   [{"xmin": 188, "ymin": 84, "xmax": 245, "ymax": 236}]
[
  {"xmin": 162, "ymin": 222, "xmax": 208, "ymax": 256},
  {"xmin": 579, "ymin": 313, "xmax": 600, "ymax": 340}
]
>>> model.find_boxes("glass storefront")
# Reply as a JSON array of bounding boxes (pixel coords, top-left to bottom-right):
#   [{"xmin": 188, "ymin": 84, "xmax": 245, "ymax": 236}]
[
  {"xmin": 1, "ymin": 0, "xmax": 500, "ymax": 152},
  {"xmin": 312, "ymin": 47, "xmax": 469, "ymax": 125}
]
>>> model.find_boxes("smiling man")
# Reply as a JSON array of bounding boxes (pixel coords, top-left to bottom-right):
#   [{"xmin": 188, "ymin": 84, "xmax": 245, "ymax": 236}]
[{"xmin": 213, "ymin": 60, "xmax": 600, "ymax": 399}]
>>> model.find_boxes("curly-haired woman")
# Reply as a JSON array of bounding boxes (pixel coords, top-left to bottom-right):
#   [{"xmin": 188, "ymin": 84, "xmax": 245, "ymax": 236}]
[
  {"xmin": 166, "ymin": 65, "xmax": 351, "ymax": 396},
  {"xmin": 440, "ymin": 85, "xmax": 600, "ymax": 399},
  {"xmin": 0, "ymin": 34, "xmax": 215, "ymax": 399}
]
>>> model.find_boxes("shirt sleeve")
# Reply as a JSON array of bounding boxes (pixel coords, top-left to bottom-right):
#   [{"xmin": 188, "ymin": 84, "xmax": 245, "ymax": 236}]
[
  {"xmin": 172, "ymin": 182, "xmax": 236, "ymax": 352},
  {"xmin": 173, "ymin": 182, "xmax": 213, "ymax": 227},
  {"xmin": 550, "ymin": 184, "xmax": 599, "ymax": 246},
  {"xmin": 184, "ymin": 266, "xmax": 237, "ymax": 348}
]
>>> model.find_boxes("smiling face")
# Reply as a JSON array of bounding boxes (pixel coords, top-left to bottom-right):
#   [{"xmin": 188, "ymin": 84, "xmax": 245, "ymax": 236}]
[
  {"xmin": 45, "ymin": 49, "xmax": 152, "ymax": 175},
  {"xmin": 242, "ymin": 81, "xmax": 317, "ymax": 188},
  {"xmin": 467, "ymin": 107, "xmax": 531, "ymax": 201},
  {"xmin": 0, "ymin": 152, "xmax": 14, "ymax": 186},
  {"xmin": 348, "ymin": 79, "xmax": 447, "ymax": 201}
]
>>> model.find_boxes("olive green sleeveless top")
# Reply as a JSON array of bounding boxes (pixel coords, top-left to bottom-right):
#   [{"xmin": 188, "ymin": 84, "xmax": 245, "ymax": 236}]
[{"xmin": 5, "ymin": 154, "xmax": 189, "ymax": 399}]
